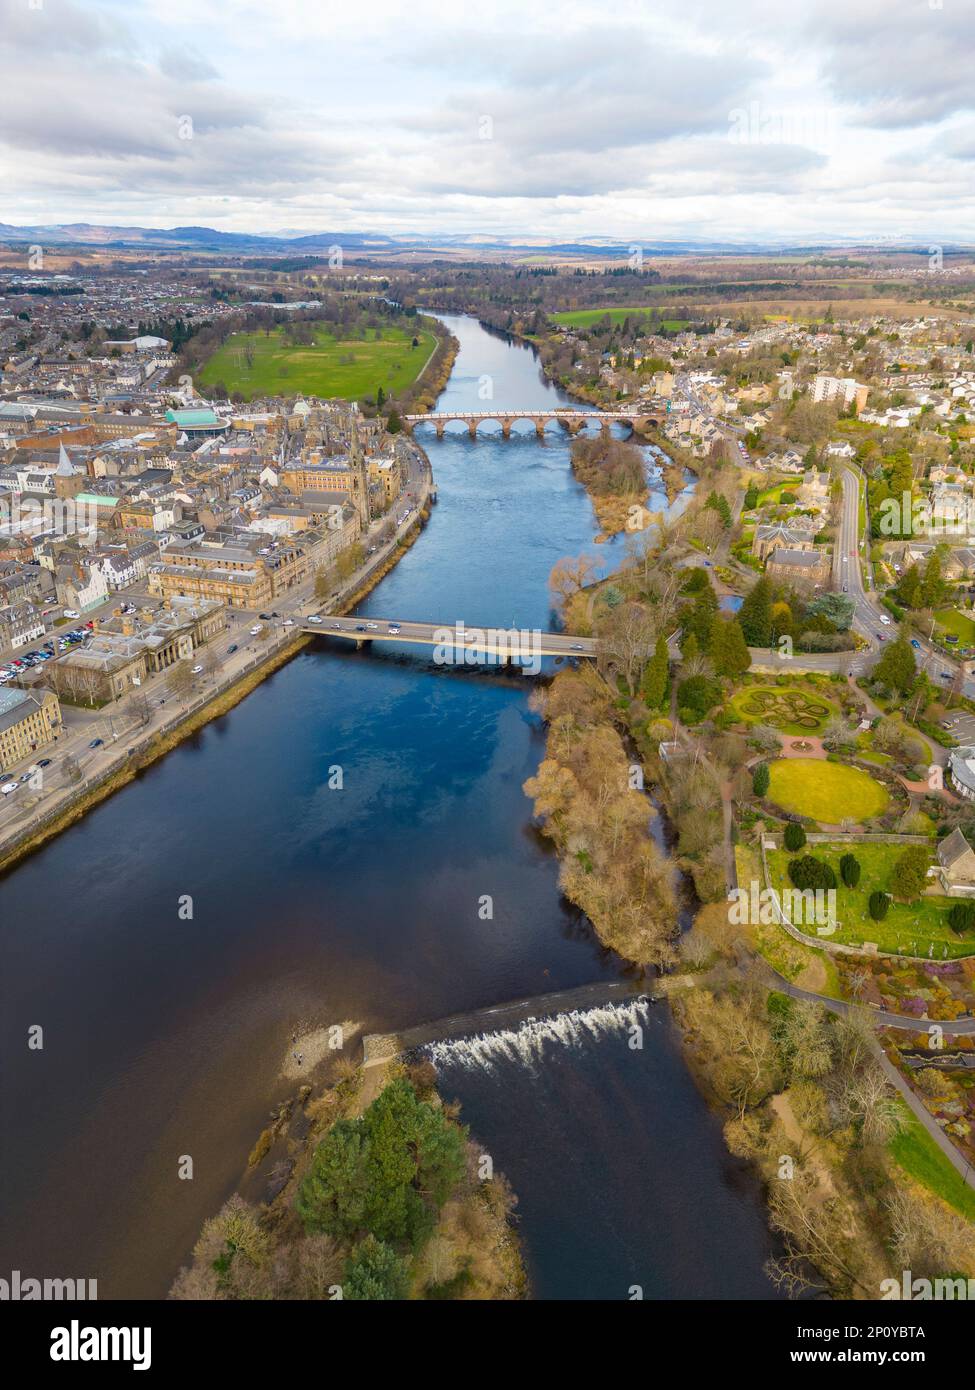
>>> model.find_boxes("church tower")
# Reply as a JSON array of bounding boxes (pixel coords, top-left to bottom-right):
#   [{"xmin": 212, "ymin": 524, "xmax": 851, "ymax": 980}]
[{"xmin": 350, "ymin": 416, "xmax": 370, "ymax": 527}]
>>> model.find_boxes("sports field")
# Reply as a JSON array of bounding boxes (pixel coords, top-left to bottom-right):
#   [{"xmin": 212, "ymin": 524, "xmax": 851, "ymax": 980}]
[
  {"xmin": 551, "ymin": 308, "xmax": 690, "ymax": 330},
  {"xmin": 197, "ymin": 324, "xmax": 437, "ymax": 401}
]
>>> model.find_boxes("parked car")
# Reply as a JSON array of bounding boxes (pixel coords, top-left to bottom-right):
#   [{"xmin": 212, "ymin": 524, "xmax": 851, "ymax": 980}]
[
  {"xmin": 62, "ymin": 609, "xmax": 80, "ymax": 619},
  {"xmin": 191, "ymin": 665, "xmax": 204, "ymax": 675},
  {"xmin": 910, "ymin": 639, "xmax": 921, "ymax": 649},
  {"xmin": 249, "ymin": 625, "xmax": 262, "ymax": 635},
  {"xmin": 89, "ymin": 738, "xmax": 103, "ymax": 749},
  {"xmin": 227, "ymin": 644, "xmax": 238, "ymax": 654},
  {"xmin": 1, "ymin": 782, "xmax": 18, "ymax": 796}
]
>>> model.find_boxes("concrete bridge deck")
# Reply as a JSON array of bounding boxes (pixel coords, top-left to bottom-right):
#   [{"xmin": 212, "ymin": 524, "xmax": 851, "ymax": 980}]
[{"xmin": 300, "ymin": 614, "xmax": 596, "ymax": 659}]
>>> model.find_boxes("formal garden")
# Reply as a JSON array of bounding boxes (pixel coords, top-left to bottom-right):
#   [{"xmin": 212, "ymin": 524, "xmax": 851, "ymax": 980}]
[{"xmin": 728, "ymin": 683, "xmax": 835, "ymax": 734}]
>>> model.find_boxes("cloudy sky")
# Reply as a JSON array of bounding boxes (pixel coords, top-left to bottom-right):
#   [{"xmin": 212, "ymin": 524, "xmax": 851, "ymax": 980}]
[{"xmin": 1, "ymin": 0, "xmax": 973, "ymax": 242}]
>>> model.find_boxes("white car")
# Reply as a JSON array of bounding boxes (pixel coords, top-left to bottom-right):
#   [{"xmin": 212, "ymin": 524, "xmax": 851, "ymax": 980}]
[
  {"xmin": 879, "ymin": 615, "xmax": 891, "ymax": 625},
  {"xmin": 366, "ymin": 622, "xmax": 379, "ymax": 630},
  {"xmin": 283, "ymin": 618, "xmax": 295, "ymax": 627},
  {"xmin": 191, "ymin": 665, "xmax": 204, "ymax": 675},
  {"xmin": 249, "ymin": 625, "xmax": 262, "ymax": 635},
  {"xmin": 307, "ymin": 615, "xmax": 322, "ymax": 624},
  {"xmin": 1, "ymin": 781, "xmax": 19, "ymax": 796},
  {"xmin": 62, "ymin": 609, "xmax": 80, "ymax": 619}
]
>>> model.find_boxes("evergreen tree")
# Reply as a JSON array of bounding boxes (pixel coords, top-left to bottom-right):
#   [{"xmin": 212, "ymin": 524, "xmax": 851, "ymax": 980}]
[
  {"xmin": 709, "ymin": 615, "xmax": 750, "ymax": 677},
  {"xmin": 783, "ymin": 821, "xmax": 806, "ymax": 852},
  {"xmin": 897, "ymin": 563, "xmax": 921, "ymax": 608},
  {"xmin": 874, "ymin": 634, "xmax": 917, "ymax": 695},
  {"xmin": 684, "ymin": 583, "xmax": 719, "ymax": 651},
  {"xmin": 642, "ymin": 633, "xmax": 670, "ymax": 709},
  {"xmin": 739, "ymin": 576, "xmax": 773, "ymax": 647},
  {"xmin": 890, "ymin": 846, "xmax": 930, "ymax": 902},
  {"xmin": 752, "ymin": 761, "xmax": 770, "ymax": 796},
  {"xmin": 840, "ymin": 853, "xmax": 861, "ymax": 887},
  {"xmin": 344, "ymin": 1236, "xmax": 409, "ymax": 1301},
  {"xmin": 868, "ymin": 891, "xmax": 890, "ymax": 921}
]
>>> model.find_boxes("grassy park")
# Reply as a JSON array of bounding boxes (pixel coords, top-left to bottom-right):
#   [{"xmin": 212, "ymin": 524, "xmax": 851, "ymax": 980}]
[
  {"xmin": 765, "ymin": 842, "xmax": 975, "ymax": 957},
  {"xmin": 197, "ymin": 324, "xmax": 437, "ymax": 401},
  {"xmin": 889, "ymin": 1106, "xmax": 975, "ymax": 1221},
  {"xmin": 551, "ymin": 308, "xmax": 690, "ymax": 330},
  {"xmin": 765, "ymin": 759, "xmax": 888, "ymax": 822}
]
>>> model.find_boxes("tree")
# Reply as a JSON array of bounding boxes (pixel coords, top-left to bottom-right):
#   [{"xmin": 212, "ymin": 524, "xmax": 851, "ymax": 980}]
[
  {"xmin": 752, "ymin": 761, "xmax": 770, "ymax": 796},
  {"xmin": 170, "ymin": 660, "xmax": 195, "ymax": 700},
  {"xmin": 709, "ymin": 615, "xmax": 750, "ymax": 678},
  {"xmin": 739, "ymin": 576, "xmax": 773, "ymax": 647},
  {"xmin": 787, "ymin": 856, "xmax": 837, "ymax": 891},
  {"xmin": 868, "ymin": 890, "xmax": 890, "ymax": 920},
  {"xmin": 873, "ymin": 634, "xmax": 917, "ymax": 695},
  {"xmin": 840, "ymin": 853, "xmax": 861, "ymax": 887},
  {"xmin": 343, "ymin": 1236, "xmax": 408, "ymax": 1301},
  {"xmin": 784, "ymin": 821, "xmax": 806, "ymax": 852},
  {"xmin": 947, "ymin": 901, "xmax": 975, "ymax": 936},
  {"xmin": 641, "ymin": 633, "xmax": 670, "ymax": 709},
  {"xmin": 296, "ymin": 1078, "xmax": 466, "ymax": 1249},
  {"xmin": 889, "ymin": 846, "xmax": 930, "ymax": 902}
]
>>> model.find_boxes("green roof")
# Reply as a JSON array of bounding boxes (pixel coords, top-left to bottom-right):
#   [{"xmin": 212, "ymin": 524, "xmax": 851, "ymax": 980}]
[{"xmin": 165, "ymin": 408, "xmax": 219, "ymax": 427}]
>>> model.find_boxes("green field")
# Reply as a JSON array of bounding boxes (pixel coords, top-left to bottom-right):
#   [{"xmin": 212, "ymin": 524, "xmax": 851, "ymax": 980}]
[
  {"xmin": 766, "ymin": 843, "xmax": 975, "ymax": 956},
  {"xmin": 766, "ymin": 759, "xmax": 888, "ymax": 822},
  {"xmin": 935, "ymin": 608, "xmax": 975, "ymax": 646},
  {"xmin": 889, "ymin": 1105, "xmax": 975, "ymax": 1221},
  {"xmin": 731, "ymin": 685, "xmax": 834, "ymax": 734},
  {"xmin": 197, "ymin": 325, "xmax": 437, "ymax": 401},
  {"xmin": 551, "ymin": 308, "xmax": 690, "ymax": 330}
]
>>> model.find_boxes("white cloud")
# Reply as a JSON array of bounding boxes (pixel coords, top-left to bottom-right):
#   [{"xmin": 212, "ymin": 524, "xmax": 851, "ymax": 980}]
[{"xmin": 0, "ymin": 0, "xmax": 972, "ymax": 240}]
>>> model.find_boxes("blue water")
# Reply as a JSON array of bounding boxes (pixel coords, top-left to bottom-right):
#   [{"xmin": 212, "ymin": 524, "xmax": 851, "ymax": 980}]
[{"xmin": 0, "ymin": 314, "xmax": 776, "ymax": 1299}]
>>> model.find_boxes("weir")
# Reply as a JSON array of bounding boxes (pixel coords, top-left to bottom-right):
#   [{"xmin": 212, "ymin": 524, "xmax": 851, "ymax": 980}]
[{"xmin": 361, "ymin": 979, "xmax": 660, "ymax": 1067}]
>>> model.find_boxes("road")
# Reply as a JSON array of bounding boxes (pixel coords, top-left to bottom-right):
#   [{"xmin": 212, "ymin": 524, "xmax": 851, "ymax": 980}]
[{"xmin": 300, "ymin": 614, "xmax": 595, "ymax": 659}]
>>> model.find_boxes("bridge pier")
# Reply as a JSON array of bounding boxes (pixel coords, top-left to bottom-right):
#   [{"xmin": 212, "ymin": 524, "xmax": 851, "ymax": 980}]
[
  {"xmin": 535, "ymin": 419, "xmax": 546, "ymax": 437},
  {"xmin": 435, "ymin": 421, "xmax": 445, "ymax": 439},
  {"xmin": 468, "ymin": 418, "xmax": 478, "ymax": 439},
  {"xmin": 501, "ymin": 419, "xmax": 512, "ymax": 439},
  {"xmin": 599, "ymin": 418, "xmax": 611, "ymax": 437}
]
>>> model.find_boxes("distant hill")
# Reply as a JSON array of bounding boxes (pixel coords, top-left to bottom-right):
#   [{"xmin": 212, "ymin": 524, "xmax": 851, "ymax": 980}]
[{"xmin": 0, "ymin": 223, "xmax": 969, "ymax": 257}]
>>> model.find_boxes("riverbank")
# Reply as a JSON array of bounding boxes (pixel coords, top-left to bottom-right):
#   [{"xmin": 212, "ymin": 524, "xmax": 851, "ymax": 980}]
[
  {"xmin": 0, "ymin": 490, "xmax": 433, "ymax": 881},
  {"xmin": 170, "ymin": 1056, "xmax": 527, "ymax": 1301}
]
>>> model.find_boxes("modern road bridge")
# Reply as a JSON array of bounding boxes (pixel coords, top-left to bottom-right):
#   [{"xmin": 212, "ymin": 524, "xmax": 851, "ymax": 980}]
[
  {"xmin": 299, "ymin": 613, "xmax": 596, "ymax": 659},
  {"xmin": 402, "ymin": 408, "xmax": 659, "ymax": 438}
]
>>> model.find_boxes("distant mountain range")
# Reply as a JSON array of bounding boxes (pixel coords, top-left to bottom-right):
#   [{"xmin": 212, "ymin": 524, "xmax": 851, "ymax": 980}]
[{"xmin": 0, "ymin": 223, "xmax": 969, "ymax": 258}]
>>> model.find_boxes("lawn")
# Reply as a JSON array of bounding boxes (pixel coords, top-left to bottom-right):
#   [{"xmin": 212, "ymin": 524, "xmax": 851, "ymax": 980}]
[
  {"xmin": 935, "ymin": 608, "xmax": 975, "ymax": 645},
  {"xmin": 730, "ymin": 685, "xmax": 835, "ymax": 734},
  {"xmin": 551, "ymin": 307, "xmax": 689, "ymax": 330},
  {"xmin": 197, "ymin": 324, "xmax": 437, "ymax": 401},
  {"xmin": 889, "ymin": 1105, "xmax": 975, "ymax": 1222},
  {"xmin": 766, "ymin": 759, "xmax": 888, "ymax": 822},
  {"xmin": 765, "ymin": 843, "xmax": 975, "ymax": 957}
]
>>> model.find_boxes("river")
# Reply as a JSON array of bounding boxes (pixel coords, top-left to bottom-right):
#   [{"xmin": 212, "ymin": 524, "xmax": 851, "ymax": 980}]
[{"xmin": 0, "ymin": 314, "xmax": 777, "ymax": 1300}]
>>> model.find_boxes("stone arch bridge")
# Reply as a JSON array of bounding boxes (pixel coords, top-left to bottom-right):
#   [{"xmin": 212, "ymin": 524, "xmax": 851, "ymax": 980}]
[{"xmin": 402, "ymin": 408, "xmax": 659, "ymax": 439}]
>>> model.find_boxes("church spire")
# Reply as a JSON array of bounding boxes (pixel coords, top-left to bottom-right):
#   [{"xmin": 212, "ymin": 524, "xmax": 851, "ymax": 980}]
[{"xmin": 351, "ymin": 415, "xmax": 369, "ymax": 526}]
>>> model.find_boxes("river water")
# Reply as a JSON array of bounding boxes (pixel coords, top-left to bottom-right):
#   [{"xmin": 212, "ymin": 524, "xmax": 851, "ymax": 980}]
[{"xmin": 0, "ymin": 314, "xmax": 777, "ymax": 1299}]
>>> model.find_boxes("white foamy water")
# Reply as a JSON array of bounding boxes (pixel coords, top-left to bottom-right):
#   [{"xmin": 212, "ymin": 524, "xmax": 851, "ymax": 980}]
[{"xmin": 422, "ymin": 996, "xmax": 656, "ymax": 1075}]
